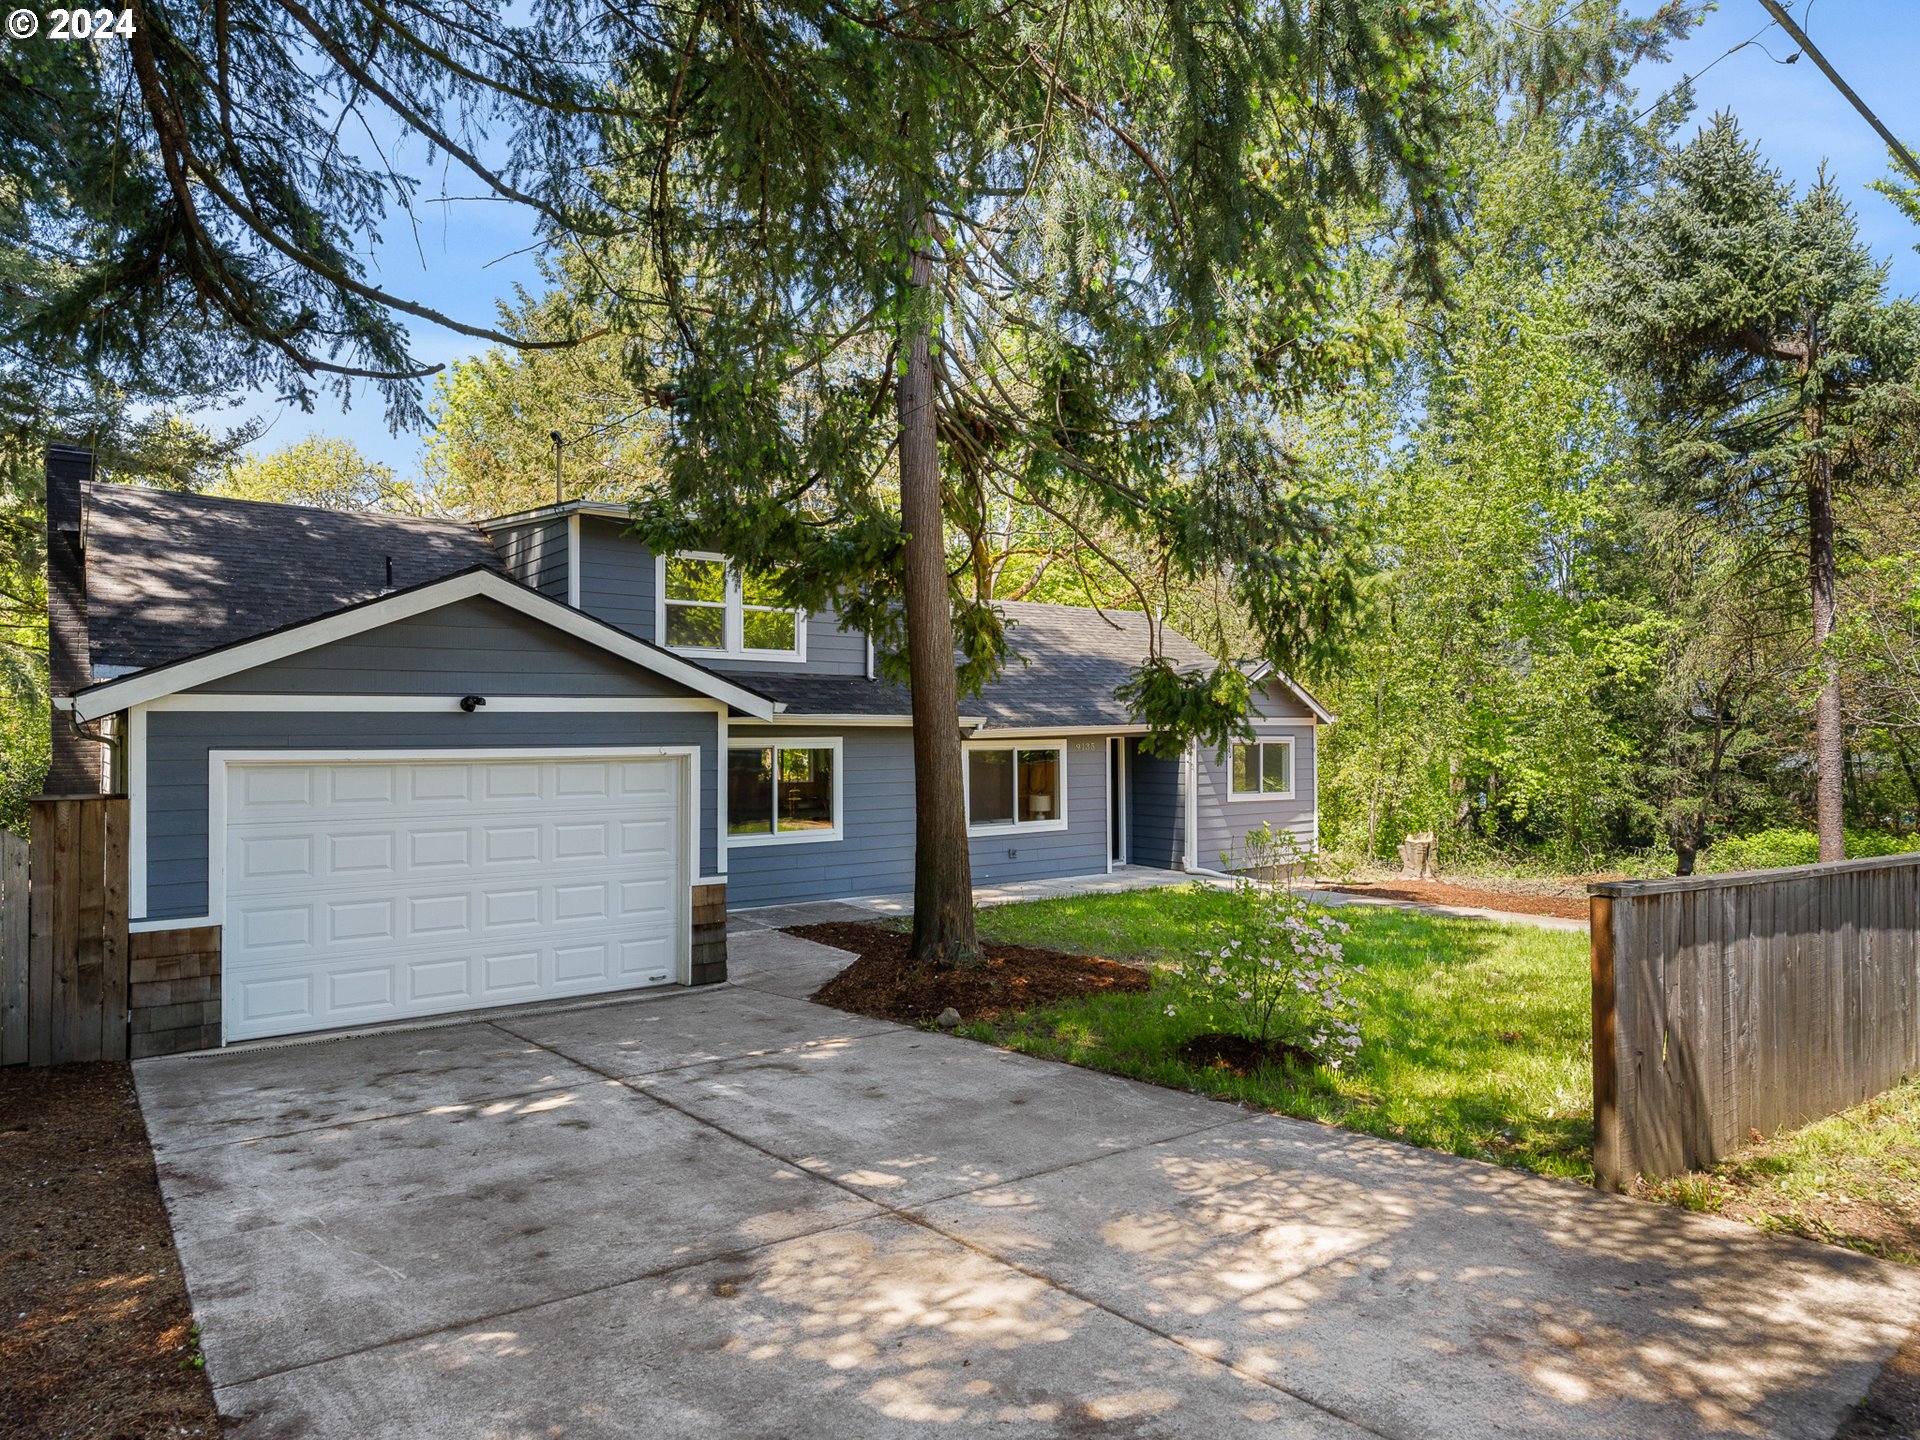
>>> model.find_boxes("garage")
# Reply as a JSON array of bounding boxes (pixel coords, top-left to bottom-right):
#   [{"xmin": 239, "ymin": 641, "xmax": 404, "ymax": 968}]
[{"xmin": 219, "ymin": 751, "xmax": 689, "ymax": 1042}]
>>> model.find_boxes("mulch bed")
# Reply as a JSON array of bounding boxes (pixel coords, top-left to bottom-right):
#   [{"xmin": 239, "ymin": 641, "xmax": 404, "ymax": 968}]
[
  {"xmin": 0, "ymin": 1062, "xmax": 218, "ymax": 1440},
  {"xmin": 792, "ymin": 921, "xmax": 1151, "ymax": 1024},
  {"xmin": 1324, "ymin": 880, "xmax": 1589, "ymax": 921},
  {"xmin": 1176, "ymin": 1031, "xmax": 1319, "ymax": 1077}
]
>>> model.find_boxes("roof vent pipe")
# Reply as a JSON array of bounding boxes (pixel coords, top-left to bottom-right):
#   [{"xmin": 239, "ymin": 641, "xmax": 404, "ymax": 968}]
[{"xmin": 380, "ymin": 555, "xmax": 395, "ymax": 595}]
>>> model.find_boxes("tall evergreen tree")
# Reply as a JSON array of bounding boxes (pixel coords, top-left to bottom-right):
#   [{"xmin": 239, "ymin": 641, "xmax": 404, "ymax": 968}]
[
  {"xmin": 609, "ymin": 0, "xmax": 1456, "ymax": 964},
  {"xmin": 1587, "ymin": 117, "xmax": 1920, "ymax": 861}
]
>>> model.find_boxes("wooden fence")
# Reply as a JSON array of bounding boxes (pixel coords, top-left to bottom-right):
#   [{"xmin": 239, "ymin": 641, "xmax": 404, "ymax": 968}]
[
  {"xmin": 0, "ymin": 796, "xmax": 130, "ymax": 1066},
  {"xmin": 1589, "ymin": 853, "xmax": 1920, "ymax": 1189}
]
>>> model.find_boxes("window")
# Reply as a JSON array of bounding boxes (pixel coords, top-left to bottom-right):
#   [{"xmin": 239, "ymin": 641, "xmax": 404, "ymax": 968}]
[
  {"xmin": 727, "ymin": 739, "xmax": 840, "ymax": 844},
  {"xmin": 966, "ymin": 745, "xmax": 1066, "ymax": 832},
  {"xmin": 740, "ymin": 569, "xmax": 798, "ymax": 652},
  {"xmin": 1229, "ymin": 738, "xmax": 1294, "ymax": 799},
  {"xmin": 663, "ymin": 555, "xmax": 727, "ymax": 648},
  {"xmin": 657, "ymin": 551, "xmax": 805, "ymax": 659}
]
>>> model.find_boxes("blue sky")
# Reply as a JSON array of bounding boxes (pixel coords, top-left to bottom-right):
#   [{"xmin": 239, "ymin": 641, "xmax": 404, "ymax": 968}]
[{"xmin": 223, "ymin": 0, "xmax": 1920, "ymax": 477}]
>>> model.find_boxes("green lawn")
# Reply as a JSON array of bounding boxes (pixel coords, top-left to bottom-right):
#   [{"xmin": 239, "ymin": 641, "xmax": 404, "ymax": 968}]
[{"xmin": 970, "ymin": 886, "xmax": 1596, "ymax": 1179}]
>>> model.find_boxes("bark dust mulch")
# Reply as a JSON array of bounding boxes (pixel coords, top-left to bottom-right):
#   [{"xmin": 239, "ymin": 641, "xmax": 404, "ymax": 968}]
[
  {"xmin": 1176, "ymin": 1032, "xmax": 1320, "ymax": 1077},
  {"xmin": 0, "ymin": 1062, "xmax": 219, "ymax": 1440},
  {"xmin": 1324, "ymin": 879, "xmax": 1589, "ymax": 921},
  {"xmin": 792, "ymin": 920, "xmax": 1151, "ymax": 1024}
]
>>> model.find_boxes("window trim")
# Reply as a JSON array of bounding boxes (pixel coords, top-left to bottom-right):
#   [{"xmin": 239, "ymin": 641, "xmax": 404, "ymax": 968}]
[
  {"xmin": 1227, "ymin": 735, "xmax": 1296, "ymax": 802},
  {"xmin": 725, "ymin": 735, "xmax": 844, "ymax": 847},
  {"xmin": 963, "ymin": 740, "xmax": 1069, "ymax": 836},
  {"xmin": 656, "ymin": 550, "xmax": 808, "ymax": 663}
]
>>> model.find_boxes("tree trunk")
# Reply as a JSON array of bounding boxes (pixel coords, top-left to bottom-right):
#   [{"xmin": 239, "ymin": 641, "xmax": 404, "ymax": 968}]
[
  {"xmin": 1808, "ymin": 441, "xmax": 1847, "ymax": 863},
  {"xmin": 898, "ymin": 204, "xmax": 980, "ymax": 967}
]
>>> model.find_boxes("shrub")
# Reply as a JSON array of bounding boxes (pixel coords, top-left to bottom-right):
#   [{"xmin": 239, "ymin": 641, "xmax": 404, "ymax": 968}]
[
  {"xmin": 1698, "ymin": 827, "xmax": 1920, "ymax": 874},
  {"xmin": 1165, "ymin": 826, "xmax": 1365, "ymax": 1066}
]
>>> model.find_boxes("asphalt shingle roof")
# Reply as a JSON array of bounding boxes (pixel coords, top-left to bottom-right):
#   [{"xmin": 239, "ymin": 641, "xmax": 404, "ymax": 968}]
[
  {"xmin": 733, "ymin": 603, "xmax": 1223, "ymax": 728},
  {"xmin": 85, "ymin": 483, "xmax": 502, "ymax": 672},
  {"xmin": 79, "ymin": 485, "xmax": 1293, "ymax": 728}
]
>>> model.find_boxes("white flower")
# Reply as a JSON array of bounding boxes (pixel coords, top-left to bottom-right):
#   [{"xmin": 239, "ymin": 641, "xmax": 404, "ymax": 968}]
[{"xmin": 1164, "ymin": 1005, "xmax": 1177, "ymax": 1017}]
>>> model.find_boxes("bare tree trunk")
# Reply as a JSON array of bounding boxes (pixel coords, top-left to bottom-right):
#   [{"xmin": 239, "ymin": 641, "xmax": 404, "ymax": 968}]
[
  {"xmin": 898, "ymin": 204, "xmax": 980, "ymax": 967},
  {"xmin": 1808, "ymin": 442, "xmax": 1847, "ymax": 863}
]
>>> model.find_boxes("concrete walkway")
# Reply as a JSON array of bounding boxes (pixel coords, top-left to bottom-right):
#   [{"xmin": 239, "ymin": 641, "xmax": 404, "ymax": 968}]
[
  {"xmin": 138, "ymin": 929, "xmax": 1915, "ymax": 1439},
  {"xmin": 728, "ymin": 865, "xmax": 1589, "ymax": 935},
  {"xmin": 725, "ymin": 862, "xmax": 1210, "ymax": 934}
]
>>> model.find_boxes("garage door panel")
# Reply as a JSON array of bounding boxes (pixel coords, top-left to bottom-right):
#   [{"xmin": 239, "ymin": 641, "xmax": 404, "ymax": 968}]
[{"xmin": 223, "ymin": 756, "xmax": 687, "ymax": 1042}]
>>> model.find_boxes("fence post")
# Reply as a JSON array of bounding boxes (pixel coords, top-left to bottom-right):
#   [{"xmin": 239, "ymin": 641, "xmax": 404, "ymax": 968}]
[
  {"xmin": 1590, "ymin": 892, "xmax": 1623, "ymax": 1189},
  {"xmin": 1, "ymin": 832, "xmax": 26, "ymax": 1064}
]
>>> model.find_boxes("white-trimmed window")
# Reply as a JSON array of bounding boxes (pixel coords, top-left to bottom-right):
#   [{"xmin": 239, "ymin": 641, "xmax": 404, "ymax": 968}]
[
  {"xmin": 965, "ymin": 743, "xmax": 1066, "ymax": 833},
  {"xmin": 1229, "ymin": 737, "xmax": 1294, "ymax": 800},
  {"xmin": 727, "ymin": 738, "xmax": 841, "ymax": 844},
  {"xmin": 658, "ymin": 551, "xmax": 805, "ymax": 660}
]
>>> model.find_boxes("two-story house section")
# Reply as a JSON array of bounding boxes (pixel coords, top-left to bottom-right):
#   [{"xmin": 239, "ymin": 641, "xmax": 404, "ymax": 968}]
[{"xmin": 48, "ymin": 455, "xmax": 1329, "ymax": 1048}]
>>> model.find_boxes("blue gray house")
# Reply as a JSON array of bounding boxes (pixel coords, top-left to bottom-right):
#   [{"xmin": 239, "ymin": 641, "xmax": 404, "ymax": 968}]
[{"xmin": 53, "ymin": 465, "xmax": 1330, "ymax": 1047}]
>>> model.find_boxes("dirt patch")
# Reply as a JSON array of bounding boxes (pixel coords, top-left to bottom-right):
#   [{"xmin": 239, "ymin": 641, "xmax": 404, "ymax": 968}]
[
  {"xmin": 1176, "ymin": 1032, "xmax": 1319, "ymax": 1077},
  {"xmin": 1323, "ymin": 879, "xmax": 1588, "ymax": 921},
  {"xmin": 1837, "ymin": 1326, "xmax": 1920, "ymax": 1439},
  {"xmin": 793, "ymin": 921, "xmax": 1151, "ymax": 1024},
  {"xmin": 0, "ymin": 1063, "xmax": 218, "ymax": 1439}
]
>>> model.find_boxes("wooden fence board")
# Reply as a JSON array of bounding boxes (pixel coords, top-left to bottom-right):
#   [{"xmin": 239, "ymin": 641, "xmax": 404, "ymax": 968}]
[
  {"xmin": 1592, "ymin": 853, "xmax": 1920, "ymax": 1187},
  {"xmin": 26, "ymin": 815, "xmax": 52, "ymax": 1066},
  {"xmin": 1, "ymin": 832, "xmax": 25, "ymax": 1064},
  {"xmin": 73, "ymin": 798, "xmax": 105, "ymax": 1063},
  {"xmin": 100, "ymin": 799, "xmax": 128, "ymax": 1060},
  {"xmin": 49, "ymin": 801, "xmax": 80, "ymax": 1065}
]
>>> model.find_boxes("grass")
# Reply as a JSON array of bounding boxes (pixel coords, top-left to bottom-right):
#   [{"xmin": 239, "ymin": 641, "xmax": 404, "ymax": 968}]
[
  {"xmin": 970, "ymin": 885, "xmax": 1597, "ymax": 1179},
  {"xmin": 1637, "ymin": 1080, "xmax": 1920, "ymax": 1264}
]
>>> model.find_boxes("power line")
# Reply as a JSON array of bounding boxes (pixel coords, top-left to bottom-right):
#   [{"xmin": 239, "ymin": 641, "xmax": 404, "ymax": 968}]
[{"xmin": 1756, "ymin": 0, "xmax": 1920, "ymax": 185}]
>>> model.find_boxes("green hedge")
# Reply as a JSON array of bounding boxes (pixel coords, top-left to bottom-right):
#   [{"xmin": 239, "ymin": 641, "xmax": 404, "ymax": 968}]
[{"xmin": 1697, "ymin": 827, "xmax": 1920, "ymax": 874}]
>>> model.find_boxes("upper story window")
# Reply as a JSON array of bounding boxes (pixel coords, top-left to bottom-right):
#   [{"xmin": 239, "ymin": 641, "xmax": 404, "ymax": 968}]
[{"xmin": 657, "ymin": 551, "xmax": 805, "ymax": 660}]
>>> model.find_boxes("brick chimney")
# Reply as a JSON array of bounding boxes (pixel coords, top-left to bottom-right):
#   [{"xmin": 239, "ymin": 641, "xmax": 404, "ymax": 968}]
[{"xmin": 44, "ymin": 444, "xmax": 104, "ymax": 793}]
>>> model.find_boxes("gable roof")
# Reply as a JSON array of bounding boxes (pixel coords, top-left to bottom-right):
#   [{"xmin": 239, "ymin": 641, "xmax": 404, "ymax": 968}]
[
  {"xmin": 72, "ymin": 568, "xmax": 779, "ymax": 723},
  {"xmin": 85, "ymin": 482, "xmax": 502, "ymax": 674}
]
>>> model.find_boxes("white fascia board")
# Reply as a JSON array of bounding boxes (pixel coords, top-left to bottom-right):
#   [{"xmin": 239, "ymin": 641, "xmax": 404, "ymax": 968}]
[
  {"xmin": 73, "ymin": 570, "xmax": 777, "ymax": 723},
  {"xmin": 475, "ymin": 500, "xmax": 632, "ymax": 531},
  {"xmin": 144, "ymin": 695, "xmax": 725, "ymax": 714},
  {"xmin": 968, "ymin": 723, "xmax": 1152, "ymax": 737},
  {"xmin": 731, "ymin": 713, "xmax": 912, "ymax": 727}
]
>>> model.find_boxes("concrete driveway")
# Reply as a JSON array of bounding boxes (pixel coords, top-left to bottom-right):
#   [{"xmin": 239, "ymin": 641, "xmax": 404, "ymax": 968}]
[{"xmin": 137, "ymin": 928, "xmax": 1917, "ymax": 1439}]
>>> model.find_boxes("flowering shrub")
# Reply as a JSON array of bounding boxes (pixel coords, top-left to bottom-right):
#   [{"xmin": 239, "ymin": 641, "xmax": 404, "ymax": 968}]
[{"xmin": 1164, "ymin": 826, "xmax": 1364, "ymax": 1067}]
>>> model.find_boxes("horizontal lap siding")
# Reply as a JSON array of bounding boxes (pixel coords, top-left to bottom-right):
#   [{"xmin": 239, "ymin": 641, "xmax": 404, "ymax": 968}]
[
  {"xmin": 1195, "ymin": 727, "xmax": 1317, "ymax": 869},
  {"xmin": 725, "ymin": 728, "xmax": 917, "ymax": 907},
  {"xmin": 726, "ymin": 729, "xmax": 1112, "ymax": 907},
  {"xmin": 575, "ymin": 521, "xmax": 870, "ymax": 676},
  {"xmin": 968, "ymin": 735, "xmax": 1109, "ymax": 888},
  {"xmin": 194, "ymin": 598, "xmax": 685, "ymax": 698},
  {"xmin": 1128, "ymin": 743, "xmax": 1183, "ymax": 869},
  {"xmin": 143, "ymin": 711, "xmax": 720, "ymax": 921},
  {"xmin": 1251, "ymin": 680, "xmax": 1314, "ymax": 721},
  {"xmin": 577, "ymin": 517, "xmax": 653, "ymax": 634},
  {"xmin": 491, "ymin": 519, "xmax": 570, "ymax": 601}
]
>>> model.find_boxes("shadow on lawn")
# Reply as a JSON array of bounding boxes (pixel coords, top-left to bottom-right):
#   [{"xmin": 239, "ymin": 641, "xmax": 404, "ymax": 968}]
[{"xmin": 976, "ymin": 899, "xmax": 1598, "ymax": 1178}]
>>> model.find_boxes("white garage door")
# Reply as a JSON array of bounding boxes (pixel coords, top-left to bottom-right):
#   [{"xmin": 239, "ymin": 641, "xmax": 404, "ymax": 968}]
[{"xmin": 222, "ymin": 754, "xmax": 687, "ymax": 1041}]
